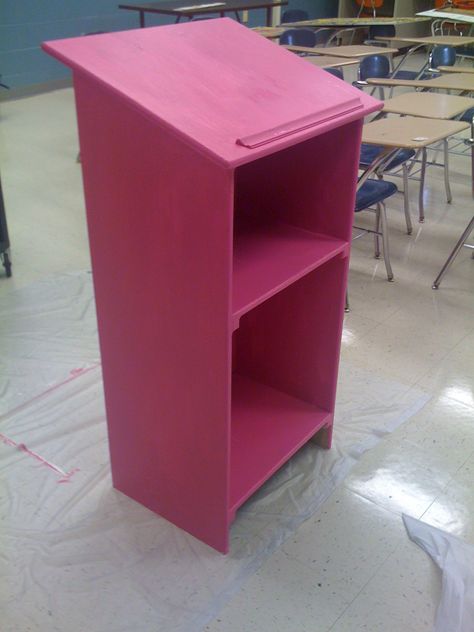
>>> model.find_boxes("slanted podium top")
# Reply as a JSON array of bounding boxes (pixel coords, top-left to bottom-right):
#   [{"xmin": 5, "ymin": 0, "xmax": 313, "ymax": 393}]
[{"xmin": 43, "ymin": 18, "xmax": 381, "ymax": 167}]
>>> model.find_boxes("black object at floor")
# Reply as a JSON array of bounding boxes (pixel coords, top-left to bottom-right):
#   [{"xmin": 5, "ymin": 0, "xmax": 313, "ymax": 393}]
[{"xmin": 0, "ymin": 174, "xmax": 12, "ymax": 277}]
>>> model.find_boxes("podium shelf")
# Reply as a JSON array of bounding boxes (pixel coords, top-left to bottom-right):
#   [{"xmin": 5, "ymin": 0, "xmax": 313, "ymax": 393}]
[
  {"xmin": 229, "ymin": 373, "xmax": 330, "ymax": 514},
  {"xmin": 232, "ymin": 220, "xmax": 348, "ymax": 324}
]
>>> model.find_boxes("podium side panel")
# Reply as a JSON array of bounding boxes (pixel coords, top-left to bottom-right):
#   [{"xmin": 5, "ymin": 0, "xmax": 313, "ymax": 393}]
[{"xmin": 73, "ymin": 72, "xmax": 233, "ymax": 553}]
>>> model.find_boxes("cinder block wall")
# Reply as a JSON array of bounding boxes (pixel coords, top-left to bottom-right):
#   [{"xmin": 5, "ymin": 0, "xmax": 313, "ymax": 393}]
[{"xmin": 0, "ymin": 0, "xmax": 336, "ymax": 89}]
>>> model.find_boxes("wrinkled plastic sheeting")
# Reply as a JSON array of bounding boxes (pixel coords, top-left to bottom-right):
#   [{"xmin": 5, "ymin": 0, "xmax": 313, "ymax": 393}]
[
  {"xmin": 0, "ymin": 271, "xmax": 99, "ymax": 416},
  {"xmin": 0, "ymin": 272, "xmax": 431, "ymax": 632},
  {"xmin": 404, "ymin": 515, "xmax": 474, "ymax": 632}
]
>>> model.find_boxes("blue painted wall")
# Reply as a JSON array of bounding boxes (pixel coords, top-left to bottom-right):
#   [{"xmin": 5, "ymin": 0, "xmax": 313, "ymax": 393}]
[{"xmin": 0, "ymin": 0, "xmax": 337, "ymax": 88}]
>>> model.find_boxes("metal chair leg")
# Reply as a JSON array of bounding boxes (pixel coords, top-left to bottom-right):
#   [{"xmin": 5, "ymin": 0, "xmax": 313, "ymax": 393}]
[
  {"xmin": 418, "ymin": 147, "xmax": 427, "ymax": 223},
  {"xmin": 470, "ymin": 117, "xmax": 474, "ymax": 199},
  {"xmin": 374, "ymin": 204, "xmax": 381, "ymax": 259},
  {"xmin": 379, "ymin": 202, "xmax": 394, "ymax": 281},
  {"xmin": 443, "ymin": 139, "xmax": 452, "ymax": 204},
  {"xmin": 344, "ymin": 290, "xmax": 350, "ymax": 313},
  {"xmin": 432, "ymin": 215, "xmax": 474, "ymax": 289},
  {"xmin": 402, "ymin": 163, "xmax": 412, "ymax": 235}
]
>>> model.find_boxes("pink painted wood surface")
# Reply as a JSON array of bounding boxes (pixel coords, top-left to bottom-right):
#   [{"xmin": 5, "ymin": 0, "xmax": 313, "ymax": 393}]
[
  {"xmin": 73, "ymin": 73, "xmax": 233, "ymax": 552},
  {"xmin": 42, "ymin": 20, "xmax": 381, "ymax": 552},
  {"xmin": 230, "ymin": 374, "xmax": 331, "ymax": 514},
  {"xmin": 42, "ymin": 19, "xmax": 381, "ymax": 167},
  {"xmin": 232, "ymin": 220, "xmax": 347, "ymax": 327}
]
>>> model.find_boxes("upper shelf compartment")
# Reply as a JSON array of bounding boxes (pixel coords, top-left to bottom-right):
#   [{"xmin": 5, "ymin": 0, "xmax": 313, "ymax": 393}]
[
  {"xmin": 232, "ymin": 220, "xmax": 347, "ymax": 326},
  {"xmin": 42, "ymin": 19, "xmax": 382, "ymax": 168}
]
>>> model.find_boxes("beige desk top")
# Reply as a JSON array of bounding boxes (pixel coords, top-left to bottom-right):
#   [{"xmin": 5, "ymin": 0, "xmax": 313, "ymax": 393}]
[
  {"xmin": 438, "ymin": 65, "xmax": 474, "ymax": 75},
  {"xmin": 417, "ymin": 8, "xmax": 474, "ymax": 25},
  {"xmin": 286, "ymin": 16, "xmax": 430, "ymax": 28},
  {"xmin": 303, "ymin": 55, "xmax": 359, "ymax": 69},
  {"xmin": 362, "ymin": 116, "xmax": 469, "ymax": 149},
  {"xmin": 252, "ymin": 26, "xmax": 285, "ymax": 39},
  {"xmin": 311, "ymin": 44, "xmax": 399, "ymax": 58},
  {"xmin": 367, "ymin": 73, "xmax": 474, "ymax": 92},
  {"xmin": 389, "ymin": 35, "xmax": 474, "ymax": 47},
  {"xmin": 282, "ymin": 44, "xmax": 321, "ymax": 54},
  {"xmin": 382, "ymin": 92, "xmax": 474, "ymax": 119}
]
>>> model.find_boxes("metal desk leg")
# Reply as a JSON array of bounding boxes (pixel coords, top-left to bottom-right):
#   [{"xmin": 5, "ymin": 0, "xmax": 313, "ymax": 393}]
[
  {"xmin": 402, "ymin": 164, "xmax": 412, "ymax": 235},
  {"xmin": 432, "ymin": 215, "xmax": 474, "ymax": 289},
  {"xmin": 418, "ymin": 147, "xmax": 427, "ymax": 223},
  {"xmin": 443, "ymin": 139, "xmax": 452, "ymax": 204}
]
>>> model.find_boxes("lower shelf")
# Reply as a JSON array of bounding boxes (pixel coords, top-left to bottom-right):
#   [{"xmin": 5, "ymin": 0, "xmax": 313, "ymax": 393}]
[{"xmin": 229, "ymin": 373, "xmax": 331, "ymax": 515}]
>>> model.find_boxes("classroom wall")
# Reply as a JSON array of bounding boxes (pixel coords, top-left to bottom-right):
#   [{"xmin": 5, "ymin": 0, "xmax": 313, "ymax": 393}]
[{"xmin": 0, "ymin": 0, "xmax": 336, "ymax": 89}]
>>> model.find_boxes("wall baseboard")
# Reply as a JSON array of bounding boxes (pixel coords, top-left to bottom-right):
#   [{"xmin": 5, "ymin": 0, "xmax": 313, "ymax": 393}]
[{"xmin": 0, "ymin": 78, "xmax": 73, "ymax": 101}]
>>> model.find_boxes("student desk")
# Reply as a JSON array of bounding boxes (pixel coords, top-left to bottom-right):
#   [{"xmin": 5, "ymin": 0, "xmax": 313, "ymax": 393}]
[
  {"xmin": 310, "ymin": 44, "xmax": 399, "ymax": 58},
  {"xmin": 438, "ymin": 65, "xmax": 474, "ymax": 75},
  {"xmin": 119, "ymin": 0, "xmax": 287, "ymax": 27},
  {"xmin": 382, "ymin": 92, "xmax": 474, "ymax": 119},
  {"xmin": 366, "ymin": 73, "xmax": 474, "ymax": 93},
  {"xmin": 252, "ymin": 26, "xmax": 284, "ymax": 39},
  {"xmin": 303, "ymin": 55, "xmax": 359, "ymax": 69},
  {"xmin": 283, "ymin": 44, "xmax": 397, "ymax": 58},
  {"xmin": 283, "ymin": 17, "xmax": 431, "ymax": 29},
  {"xmin": 362, "ymin": 116, "xmax": 470, "ymax": 222},
  {"xmin": 381, "ymin": 92, "xmax": 474, "ymax": 204},
  {"xmin": 417, "ymin": 8, "xmax": 474, "ymax": 27},
  {"xmin": 387, "ymin": 35, "xmax": 474, "ymax": 47}
]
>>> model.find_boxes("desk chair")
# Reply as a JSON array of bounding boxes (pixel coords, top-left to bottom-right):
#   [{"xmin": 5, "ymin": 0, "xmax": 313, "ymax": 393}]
[
  {"xmin": 432, "ymin": 215, "xmax": 474, "ymax": 288},
  {"xmin": 325, "ymin": 68, "xmax": 344, "ymax": 80},
  {"xmin": 359, "ymin": 144, "xmax": 414, "ymax": 234},
  {"xmin": 281, "ymin": 9, "xmax": 308, "ymax": 23},
  {"xmin": 279, "ymin": 28, "xmax": 316, "ymax": 48},
  {"xmin": 392, "ymin": 45, "xmax": 456, "ymax": 81},
  {"xmin": 346, "ymin": 153, "xmax": 398, "ymax": 311},
  {"xmin": 365, "ymin": 24, "xmax": 395, "ymax": 46},
  {"xmin": 353, "ymin": 178, "xmax": 397, "ymax": 282},
  {"xmin": 354, "ymin": 54, "xmax": 391, "ymax": 98},
  {"xmin": 313, "ymin": 28, "xmax": 339, "ymax": 46}
]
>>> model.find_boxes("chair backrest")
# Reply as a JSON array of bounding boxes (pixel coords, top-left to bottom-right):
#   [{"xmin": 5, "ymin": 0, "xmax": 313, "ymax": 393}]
[
  {"xmin": 358, "ymin": 54, "xmax": 390, "ymax": 81},
  {"xmin": 279, "ymin": 28, "xmax": 316, "ymax": 47},
  {"xmin": 314, "ymin": 28, "xmax": 338, "ymax": 46},
  {"xmin": 324, "ymin": 68, "xmax": 344, "ymax": 80},
  {"xmin": 281, "ymin": 9, "xmax": 309, "ymax": 23},
  {"xmin": 429, "ymin": 45, "xmax": 457, "ymax": 69},
  {"xmin": 368, "ymin": 24, "xmax": 396, "ymax": 39}
]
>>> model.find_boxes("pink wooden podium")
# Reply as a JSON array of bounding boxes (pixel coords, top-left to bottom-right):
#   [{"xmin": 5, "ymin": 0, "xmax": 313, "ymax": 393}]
[{"xmin": 43, "ymin": 20, "xmax": 381, "ymax": 553}]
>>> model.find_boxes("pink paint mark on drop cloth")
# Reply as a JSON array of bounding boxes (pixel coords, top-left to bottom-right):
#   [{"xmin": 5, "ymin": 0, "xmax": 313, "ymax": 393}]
[{"xmin": 0, "ymin": 433, "xmax": 79, "ymax": 483}]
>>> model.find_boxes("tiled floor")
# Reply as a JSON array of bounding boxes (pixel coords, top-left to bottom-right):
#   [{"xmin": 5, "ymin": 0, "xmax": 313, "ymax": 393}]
[{"xmin": 1, "ymin": 70, "xmax": 473, "ymax": 632}]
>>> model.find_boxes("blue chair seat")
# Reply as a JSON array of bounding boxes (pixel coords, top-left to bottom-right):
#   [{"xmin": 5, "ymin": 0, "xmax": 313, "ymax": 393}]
[
  {"xmin": 359, "ymin": 144, "xmax": 415, "ymax": 170},
  {"xmin": 461, "ymin": 107, "xmax": 474, "ymax": 123},
  {"xmin": 355, "ymin": 179, "xmax": 398, "ymax": 212},
  {"xmin": 391, "ymin": 69, "xmax": 436, "ymax": 80}
]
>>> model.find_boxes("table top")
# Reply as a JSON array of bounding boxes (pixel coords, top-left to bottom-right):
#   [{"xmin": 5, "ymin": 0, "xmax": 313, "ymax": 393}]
[
  {"xmin": 387, "ymin": 35, "xmax": 474, "ymax": 47},
  {"xmin": 119, "ymin": 0, "xmax": 286, "ymax": 14},
  {"xmin": 282, "ymin": 44, "xmax": 321, "ymax": 54},
  {"xmin": 382, "ymin": 92, "xmax": 474, "ymax": 120},
  {"xmin": 367, "ymin": 72, "xmax": 474, "ymax": 92},
  {"xmin": 303, "ymin": 55, "xmax": 359, "ymax": 69},
  {"xmin": 362, "ymin": 116, "xmax": 469, "ymax": 149},
  {"xmin": 417, "ymin": 8, "xmax": 474, "ymax": 25},
  {"xmin": 438, "ymin": 65, "xmax": 474, "ymax": 74},
  {"xmin": 311, "ymin": 45, "xmax": 399, "ymax": 58},
  {"xmin": 252, "ymin": 26, "xmax": 285, "ymax": 39},
  {"xmin": 284, "ymin": 16, "xmax": 431, "ymax": 28}
]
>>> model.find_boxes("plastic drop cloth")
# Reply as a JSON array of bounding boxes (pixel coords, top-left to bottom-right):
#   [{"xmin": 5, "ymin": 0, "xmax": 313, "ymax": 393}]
[
  {"xmin": 404, "ymin": 515, "xmax": 474, "ymax": 632},
  {"xmin": 0, "ymin": 272, "xmax": 430, "ymax": 632}
]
